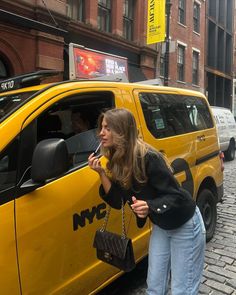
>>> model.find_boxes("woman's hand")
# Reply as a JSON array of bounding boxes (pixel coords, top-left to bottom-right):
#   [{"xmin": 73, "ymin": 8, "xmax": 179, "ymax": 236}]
[
  {"xmin": 130, "ymin": 196, "xmax": 149, "ymax": 218},
  {"xmin": 88, "ymin": 153, "xmax": 111, "ymax": 194},
  {"xmin": 88, "ymin": 153, "xmax": 105, "ymax": 175}
]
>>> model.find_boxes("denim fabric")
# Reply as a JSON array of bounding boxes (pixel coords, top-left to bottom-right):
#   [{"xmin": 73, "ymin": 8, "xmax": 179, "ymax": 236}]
[{"xmin": 146, "ymin": 206, "xmax": 206, "ymax": 295}]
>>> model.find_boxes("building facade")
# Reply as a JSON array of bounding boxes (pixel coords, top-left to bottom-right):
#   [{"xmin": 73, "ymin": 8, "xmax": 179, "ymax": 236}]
[
  {"xmin": 0, "ymin": 0, "xmax": 158, "ymax": 83},
  {"xmin": 206, "ymin": 0, "xmax": 234, "ymax": 109},
  {"xmin": 1, "ymin": 0, "xmax": 235, "ymax": 112},
  {"xmin": 157, "ymin": 0, "xmax": 206, "ymax": 93}
]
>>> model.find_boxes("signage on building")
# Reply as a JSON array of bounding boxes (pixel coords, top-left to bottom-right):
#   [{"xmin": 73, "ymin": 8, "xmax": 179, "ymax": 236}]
[
  {"xmin": 69, "ymin": 43, "xmax": 128, "ymax": 80},
  {"xmin": 147, "ymin": 0, "xmax": 166, "ymax": 44}
]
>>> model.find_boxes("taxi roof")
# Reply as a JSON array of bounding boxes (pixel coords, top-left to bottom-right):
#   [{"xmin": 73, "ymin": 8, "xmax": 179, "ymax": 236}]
[{"xmin": 0, "ymin": 70, "xmax": 206, "ymax": 98}]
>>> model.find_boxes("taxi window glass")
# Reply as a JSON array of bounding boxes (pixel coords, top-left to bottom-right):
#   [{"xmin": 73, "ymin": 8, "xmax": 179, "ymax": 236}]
[
  {"xmin": 139, "ymin": 93, "xmax": 213, "ymax": 138},
  {"xmin": 0, "ymin": 92, "xmax": 36, "ymax": 121},
  {"xmin": 139, "ymin": 93, "xmax": 192, "ymax": 138},
  {"xmin": 185, "ymin": 97, "xmax": 214, "ymax": 130},
  {"xmin": 17, "ymin": 91, "xmax": 114, "ymax": 186},
  {"xmin": 0, "ymin": 139, "xmax": 18, "ymax": 192},
  {"xmin": 36, "ymin": 91, "xmax": 113, "ymax": 165}
]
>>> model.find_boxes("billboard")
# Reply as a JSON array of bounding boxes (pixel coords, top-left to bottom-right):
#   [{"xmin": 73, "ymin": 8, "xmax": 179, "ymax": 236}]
[{"xmin": 69, "ymin": 43, "xmax": 128, "ymax": 80}]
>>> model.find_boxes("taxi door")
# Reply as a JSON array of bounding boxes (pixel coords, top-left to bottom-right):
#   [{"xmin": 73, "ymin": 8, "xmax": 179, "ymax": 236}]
[
  {"xmin": 14, "ymin": 86, "xmax": 147, "ymax": 295},
  {"xmin": 0, "ymin": 124, "xmax": 24, "ymax": 294}
]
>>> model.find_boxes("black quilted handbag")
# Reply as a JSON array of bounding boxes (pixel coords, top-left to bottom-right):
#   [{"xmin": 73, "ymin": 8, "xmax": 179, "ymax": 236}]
[{"xmin": 93, "ymin": 200, "xmax": 136, "ymax": 272}]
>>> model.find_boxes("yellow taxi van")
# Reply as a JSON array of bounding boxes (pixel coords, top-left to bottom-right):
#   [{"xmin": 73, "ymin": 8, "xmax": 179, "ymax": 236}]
[{"xmin": 0, "ymin": 71, "xmax": 223, "ymax": 295}]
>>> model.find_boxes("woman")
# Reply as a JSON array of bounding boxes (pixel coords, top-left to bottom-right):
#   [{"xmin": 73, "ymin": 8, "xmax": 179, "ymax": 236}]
[{"xmin": 88, "ymin": 108, "xmax": 205, "ymax": 295}]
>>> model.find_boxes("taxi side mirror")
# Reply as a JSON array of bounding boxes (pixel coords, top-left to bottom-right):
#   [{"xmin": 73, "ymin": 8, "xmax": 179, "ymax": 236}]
[{"xmin": 19, "ymin": 139, "xmax": 69, "ymax": 195}]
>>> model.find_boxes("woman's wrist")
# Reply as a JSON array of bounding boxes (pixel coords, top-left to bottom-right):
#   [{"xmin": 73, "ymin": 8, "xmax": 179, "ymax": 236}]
[{"xmin": 98, "ymin": 169, "xmax": 106, "ymax": 177}]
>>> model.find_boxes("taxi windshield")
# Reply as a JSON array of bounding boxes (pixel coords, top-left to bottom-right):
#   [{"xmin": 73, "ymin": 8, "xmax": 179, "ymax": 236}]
[{"xmin": 0, "ymin": 91, "xmax": 37, "ymax": 122}]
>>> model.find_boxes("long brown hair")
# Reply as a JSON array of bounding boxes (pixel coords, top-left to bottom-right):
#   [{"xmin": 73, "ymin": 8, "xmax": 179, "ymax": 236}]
[{"xmin": 98, "ymin": 108, "xmax": 151, "ymax": 189}]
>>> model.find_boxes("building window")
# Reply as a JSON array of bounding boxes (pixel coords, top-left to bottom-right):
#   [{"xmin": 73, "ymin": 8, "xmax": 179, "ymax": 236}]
[
  {"xmin": 123, "ymin": 0, "xmax": 134, "ymax": 40},
  {"xmin": 98, "ymin": 0, "xmax": 111, "ymax": 33},
  {"xmin": 192, "ymin": 51, "xmax": 199, "ymax": 85},
  {"xmin": 177, "ymin": 44, "xmax": 185, "ymax": 81},
  {"xmin": 193, "ymin": 2, "xmax": 200, "ymax": 33},
  {"xmin": 160, "ymin": 54, "xmax": 165, "ymax": 77},
  {"xmin": 178, "ymin": 0, "xmax": 186, "ymax": 24},
  {"xmin": 66, "ymin": 0, "xmax": 85, "ymax": 22}
]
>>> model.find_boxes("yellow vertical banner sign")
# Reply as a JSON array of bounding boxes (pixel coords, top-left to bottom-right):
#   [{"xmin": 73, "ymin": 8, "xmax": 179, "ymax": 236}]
[{"xmin": 147, "ymin": 0, "xmax": 166, "ymax": 44}]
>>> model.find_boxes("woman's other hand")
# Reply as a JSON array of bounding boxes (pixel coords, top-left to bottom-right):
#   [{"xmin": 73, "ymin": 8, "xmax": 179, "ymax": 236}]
[{"xmin": 131, "ymin": 196, "xmax": 149, "ymax": 218}]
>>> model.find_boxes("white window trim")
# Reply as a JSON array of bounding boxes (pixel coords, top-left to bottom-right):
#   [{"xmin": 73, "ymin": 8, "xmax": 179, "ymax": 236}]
[
  {"xmin": 192, "ymin": 47, "xmax": 200, "ymax": 54},
  {"xmin": 194, "ymin": 0, "xmax": 201, "ymax": 7},
  {"xmin": 177, "ymin": 40, "xmax": 187, "ymax": 48}
]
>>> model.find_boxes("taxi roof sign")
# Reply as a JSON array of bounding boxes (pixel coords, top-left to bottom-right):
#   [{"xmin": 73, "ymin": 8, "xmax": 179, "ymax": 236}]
[{"xmin": 69, "ymin": 43, "xmax": 129, "ymax": 81}]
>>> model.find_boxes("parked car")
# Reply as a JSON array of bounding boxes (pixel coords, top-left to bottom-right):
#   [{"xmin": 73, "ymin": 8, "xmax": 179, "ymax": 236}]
[
  {"xmin": 211, "ymin": 106, "xmax": 236, "ymax": 161},
  {"xmin": 0, "ymin": 71, "xmax": 223, "ymax": 295}
]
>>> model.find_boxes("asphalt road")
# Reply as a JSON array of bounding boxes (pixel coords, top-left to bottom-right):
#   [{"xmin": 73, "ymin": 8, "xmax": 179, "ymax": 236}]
[{"xmin": 98, "ymin": 158, "xmax": 236, "ymax": 295}]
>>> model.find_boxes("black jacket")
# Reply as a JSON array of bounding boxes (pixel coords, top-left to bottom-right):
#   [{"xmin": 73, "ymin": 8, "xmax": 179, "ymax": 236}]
[{"xmin": 99, "ymin": 150, "xmax": 196, "ymax": 230}]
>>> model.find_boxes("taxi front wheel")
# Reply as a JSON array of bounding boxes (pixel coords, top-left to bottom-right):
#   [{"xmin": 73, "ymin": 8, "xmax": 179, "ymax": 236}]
[{"xmin": 197, "ymin": 189, "xmax": 217, "ymax": 243}]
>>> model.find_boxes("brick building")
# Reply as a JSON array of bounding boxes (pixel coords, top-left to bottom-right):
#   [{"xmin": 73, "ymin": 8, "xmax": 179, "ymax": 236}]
[
  {"xmin": 156, "ymin": 0, "xmax": 206, "ymax": 93},
  {"xmin": 1, "ymin": 0, "xmax": 235, "ymax": 111},
  {"xmin": 0, "ymin": 0, "xmax": 157, "ymax": 82}
]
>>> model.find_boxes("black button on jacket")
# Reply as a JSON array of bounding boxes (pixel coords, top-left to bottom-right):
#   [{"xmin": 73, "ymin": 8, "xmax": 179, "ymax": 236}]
[{"xmin": 99, "ymin": 150, "xmax": 196, "ymax": 230}]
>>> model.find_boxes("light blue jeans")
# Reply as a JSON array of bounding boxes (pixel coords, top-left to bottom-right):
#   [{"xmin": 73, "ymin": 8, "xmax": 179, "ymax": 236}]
[{"xmin": 146, "ymin": 206, "xmax": 206, "ymax": 295}]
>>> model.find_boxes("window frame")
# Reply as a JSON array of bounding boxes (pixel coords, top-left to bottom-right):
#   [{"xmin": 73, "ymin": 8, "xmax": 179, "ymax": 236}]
[
  {"xmin": 139, "ymin": 92, "xmax": 214, "ymax": 140},
  {"xmin": 193, "ymin": 1, "xmax": 200, "ymax": 33},
  {"xmin": 192, "ymin": 51, "xmax": 199, "ymax": 85},
  {"xmin": 98, "ymin": 0, "xmax": 112, "ymax": 33},
  {"xmin": 177, "ymin": 44, "xmax": 185, "ymax": 82},
  {"xmin": 178, "ymin": 0, "xmax": 186, "ymax": 25},
  {"xmin": 0, "ymin": 137, "xmax": 19, "ymax": 196},
  {"xmin": 123, "ymin": 0, "xmax": 134, "ymax": 41},
  {"xmin": 67, "ymin": 0, "xmax": 85, "ymax": 22},
  {"xmin": 17, "ymin": 90, "xmax": 114, "ymax": 186},
  {"xmin": 160, "ymin": 54, "xmax": 165, "ymax": 77}
]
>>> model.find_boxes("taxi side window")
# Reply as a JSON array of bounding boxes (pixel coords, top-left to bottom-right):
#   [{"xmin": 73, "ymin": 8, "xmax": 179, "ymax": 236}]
[
  {"xmin": 36, "ymin": 91, "xmax": 113, "ymax": 166},
  {"xmin": 139, "ymin": 93, "xmax": 213, "ymax": 138},
  {"xmin": 0, "ymin": 138, "xmax": 18, "ymax": 193},
  {"xmin": 17, "ymin": 91, "xmax": 113, "ymax": 186},
  {"xmin": 139, "ymin": 93, "xmax": 192, "ymax": 138}
]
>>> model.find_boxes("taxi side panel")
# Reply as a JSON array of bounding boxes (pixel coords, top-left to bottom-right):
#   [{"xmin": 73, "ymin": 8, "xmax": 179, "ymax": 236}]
[
  {"xmin": 12, "ymin": 86, "xmax": 149, "ymax": 295},
  {"xmin": 0, "ymin": 202, "xmax": 21, "ymax": 294}
]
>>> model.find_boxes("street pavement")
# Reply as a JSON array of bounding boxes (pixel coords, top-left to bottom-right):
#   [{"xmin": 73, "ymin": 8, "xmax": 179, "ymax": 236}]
[{"xmin": 98, "ymin": 158, "xmax": 236, "ymax": 295}]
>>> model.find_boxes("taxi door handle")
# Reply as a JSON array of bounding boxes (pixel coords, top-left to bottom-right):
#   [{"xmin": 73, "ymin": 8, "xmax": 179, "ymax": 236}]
[{"xmin": 197, "ymin": 135, "xmax": 206, "ymax": 141}]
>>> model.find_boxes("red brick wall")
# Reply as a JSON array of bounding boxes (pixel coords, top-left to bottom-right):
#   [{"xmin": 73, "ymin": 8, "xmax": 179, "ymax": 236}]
[
  {"xmin": 0, "ymin": 0, "xmax": 157, "ymax": 81},
  {"xmin": 168, "ymin": 0, "xmax": 205, "ymax": 92},
  {"xmin": 112, "ymin": 0, "xmax": 123, "ymax": 36},
  {"xmin": 0, "ymin": 24, "xmax": 36, "ymax": 75}
]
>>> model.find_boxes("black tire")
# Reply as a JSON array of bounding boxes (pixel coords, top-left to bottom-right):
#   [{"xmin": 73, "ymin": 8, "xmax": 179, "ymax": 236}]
[
  {"xmin": 197, "ymin": 189, "xmax": 217, "ymax": 242},
  {"xmin": 224, "ymin": 141, "xmax": 235, "ymax": 161}
]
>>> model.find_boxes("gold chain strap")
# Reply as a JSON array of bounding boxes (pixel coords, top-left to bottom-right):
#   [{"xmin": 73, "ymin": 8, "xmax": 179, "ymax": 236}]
[{"xmin": 100, "ymin": 199, "xmax": 126, "ymax": 239}]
